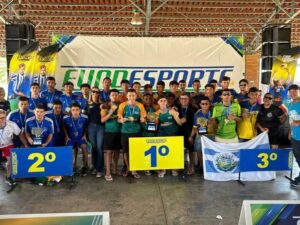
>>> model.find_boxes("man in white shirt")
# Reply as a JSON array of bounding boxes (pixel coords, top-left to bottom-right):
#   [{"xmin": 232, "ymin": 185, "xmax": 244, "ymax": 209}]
[{"xmin": 0, "ymin": 109, "xmax": 28, "ymax": 185}]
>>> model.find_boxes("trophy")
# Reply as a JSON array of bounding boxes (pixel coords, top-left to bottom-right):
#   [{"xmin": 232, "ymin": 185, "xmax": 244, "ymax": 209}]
[
  {"xmin": 32, "ymin": 127, "xmax": 43, "ymax": 146},
  {"xmin": 147, "ymin": 112, "xmax": 157, "ymax": 132},
  {"xmin": 197, "ymin": 118, "xmax": 208, "ymax": 135}
]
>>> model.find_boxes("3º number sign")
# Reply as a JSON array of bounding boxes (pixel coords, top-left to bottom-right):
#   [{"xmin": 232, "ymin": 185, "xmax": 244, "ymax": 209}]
[
  {"xmin": 10, "ymin": 147, "xmax": 73, "ymax": 179},
  {"xmin": 129, "ymin": 136, "xmax": 184, "ymax": 171}
]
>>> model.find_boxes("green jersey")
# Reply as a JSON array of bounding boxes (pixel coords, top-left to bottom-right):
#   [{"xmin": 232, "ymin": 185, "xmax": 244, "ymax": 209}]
[
  {"xmin": 156, "ymin": 109, "xmax": 178, "ymax": 135},
  {"xmin": 101, "ymin": 105, "xmax": 121, "ymax": 133}
]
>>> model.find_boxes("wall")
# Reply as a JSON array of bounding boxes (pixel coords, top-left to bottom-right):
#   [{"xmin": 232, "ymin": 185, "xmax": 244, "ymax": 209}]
[{"xmin": 245, "ymin": 53, "xmax": 260, "ymax": 88}]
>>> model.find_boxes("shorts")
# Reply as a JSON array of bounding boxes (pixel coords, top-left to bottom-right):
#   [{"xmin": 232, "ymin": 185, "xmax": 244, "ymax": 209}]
[
  {"xmin": 66, "ymin": 138, "xmax": 86, "ymax": 147},
  {"xmin": 0, "ymin": 145, "xmax": 14, "ymax": 158},
  {"xmin": 268, "ymin": 134, "xmax": 280, "ymax": 145},
  {"xmin": 104, "ymin": 132, "xmax": 121, "ymax": 150},
  {"xmin": 121, "ymin": 133, "xmax": 140, "ymax": 153}
]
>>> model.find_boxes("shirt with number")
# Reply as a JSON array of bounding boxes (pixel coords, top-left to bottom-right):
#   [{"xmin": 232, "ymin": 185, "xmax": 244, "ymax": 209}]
[
  {"xmin": 28, "ymin": 96, "xmax": 47, "ymax": 111},
  {"xmin": 237, "ymin": 101, "xmax": 261, "ymax": 139},
  {"xmin": 117, "ymin": 101, "xmax": 146, "ymax": 134},
  {"xmin": 212, "ymin": 102, "xmax": 241, "ymax": 139},
  {"xmin": 40, "ymin": 89, "xmax": 63, "ymax": 110},
  {"xmin": 25, "ymin": 117, "xmax": 54, "ymax": 143},
  {"xmin": 7, "ymin": 110, "xmax": 35, "ymax": 131},
  {"xmin": 0, "ymin": 120, "xmax": 21, "ymax": 147},
  {"xmin": 63, "ymin": 114, "xmax": 88, "ymax": 139},
  {"xmin": 288, "ymin": 100, "xmax": 300, "ymax": 141},
  {"xmin": 156, "ymin": 109, "xmax": 179, "ymax": 135}
]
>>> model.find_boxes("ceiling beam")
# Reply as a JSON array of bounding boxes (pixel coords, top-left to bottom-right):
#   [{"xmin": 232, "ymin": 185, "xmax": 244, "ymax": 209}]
[{"xmin": 145, "ymin": 0, "xmax": 151, "ymax": 36}]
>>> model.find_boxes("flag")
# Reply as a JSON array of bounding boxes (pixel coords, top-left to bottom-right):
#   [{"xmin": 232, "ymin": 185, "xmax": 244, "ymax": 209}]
[{"xmin": 201, "ymin": 132, "xmax": 276, "ymax": 181}]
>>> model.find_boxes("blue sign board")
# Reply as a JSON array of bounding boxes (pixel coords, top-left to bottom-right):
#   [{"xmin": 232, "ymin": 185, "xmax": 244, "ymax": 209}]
[
  {"xmin": 239, "ymin": 149, "xmax": 293, "ymax": 172},
  {"xmin": 10, "ymin": 147, "xmax": 73, "ymax": 178}
]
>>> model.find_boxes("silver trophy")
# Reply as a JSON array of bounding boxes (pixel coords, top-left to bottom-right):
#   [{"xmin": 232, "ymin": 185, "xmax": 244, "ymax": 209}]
[{"xmin": 32, "ymin": 127, "xmax": 43, "ymax": 146}]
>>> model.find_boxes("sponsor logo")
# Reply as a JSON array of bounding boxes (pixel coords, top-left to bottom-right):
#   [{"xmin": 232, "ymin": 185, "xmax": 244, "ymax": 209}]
[{"xmin": 60, "ymin": 66, "xmax": 234, "ymax": 90}]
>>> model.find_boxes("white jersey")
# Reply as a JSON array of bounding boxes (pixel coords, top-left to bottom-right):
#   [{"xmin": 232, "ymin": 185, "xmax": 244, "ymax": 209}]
[{"xmin": 0, "ymin": 120, "xmax": 21, "ymax": 148}]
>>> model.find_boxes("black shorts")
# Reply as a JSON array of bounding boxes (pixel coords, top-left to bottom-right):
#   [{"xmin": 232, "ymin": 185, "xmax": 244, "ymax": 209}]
[
  {"xmin": 184, "ymin": 135, "xmax": 194, "ymax": 152},
  {"xmin": 104, "ymin": 132, "xmax": 121, "ymax": 150},
  {"xmin": 269, "ymin": 134, "xmax": 280, "ymax": 145},
  {"xmin": 121, "ymin": 133, "xmax": 140, "ymax": 153}
]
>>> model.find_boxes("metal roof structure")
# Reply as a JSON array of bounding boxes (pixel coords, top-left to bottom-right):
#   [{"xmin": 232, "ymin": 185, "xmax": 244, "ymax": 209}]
[{"xmin": 0, "ymin": 0, "xmax": 299, "ymax": 54}]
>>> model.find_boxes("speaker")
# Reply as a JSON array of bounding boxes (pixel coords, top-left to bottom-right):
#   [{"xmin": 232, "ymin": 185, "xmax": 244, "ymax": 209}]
[
  {"xmin": 262, "ymin": 42, "xmax": 291, "ymax": 56},
  {"xmin": 261, "ymin": 57, "xmax": 273, "ymax": 71},
  {"xmin": 5, "ymin": 23, "xmax": 35, "ymax": 68},
  {"xmin": 261, "ymin": 71, "xmax": 272, "ymax": 85}
]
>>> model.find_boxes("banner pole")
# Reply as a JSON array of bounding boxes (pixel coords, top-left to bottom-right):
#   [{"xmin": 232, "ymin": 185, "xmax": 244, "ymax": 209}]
[
  {"xmin": 285, "ymin": 149, "xmax": 294, "ymax": 183},
  {"xmin": 237, "ymin": 150, "xmax": 245, "ymax": 186}
]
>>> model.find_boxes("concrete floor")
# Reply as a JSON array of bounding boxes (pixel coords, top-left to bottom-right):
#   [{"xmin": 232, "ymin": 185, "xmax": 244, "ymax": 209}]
[{"xmin": 0, "ymin": 170, "xmax": 299, "ymax": 225}]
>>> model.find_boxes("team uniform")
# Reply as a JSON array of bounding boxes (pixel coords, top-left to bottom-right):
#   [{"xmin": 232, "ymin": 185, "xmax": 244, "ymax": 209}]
[
  {"xmin": 7, "ymin": 110, "xmax": 35, "ymax": 132},
  {"xmin": 156, "ymin": 109, "xmax": 179, "ymax": 136},
  {"xmin": 0, "ymin": 121, "xmax": 21, "ymax": 157},
  {"xmin": 25, "ymin": 116, "xmax": 54, "ymax": 147},
  {"xmin": 59, "ymin": 94, "xmax": 78, "ymax": 113},
  {"xmin": 193, "ymin": 110, "xmax": 213, "ymax": 151},
  {"xmin": 99, "ymin": 90, "xmax": 110, "ymax": 103},
  {"xmin": 63, "ymin": 114, "xmax": 88, "ymax": 147},
  {"xmin": 235, "ymin": 93, "xmax": 249, "ymax": 103},
  {"xmin": 40, "ymin": 89, "xmax": 63, "ymax": 110},
  {"xmin": 28, "ymin": 97, "xmax": 47, "ymax": 111},
  {"xmin": 77, "ymin": 97, "xmax": 88, "ymax": 114},
  {"xmin": 102, "ymin": 103, "xmax": 122, "ymax": 150},
  {"xmin": 237, "ymin": 101, "xmax": 261, "ymax": 140},
  {"xmin": 117, "ymin": 101, "xmax": 146, "ymax": 152},
  {"xmin": 45, "ymin": 111, "xmax": 65, "ymax": 146}
]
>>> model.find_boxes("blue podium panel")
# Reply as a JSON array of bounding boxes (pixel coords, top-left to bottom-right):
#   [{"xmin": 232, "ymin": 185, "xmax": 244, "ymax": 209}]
[
  {"xmin": 239, "ymin": 149, "xmax": 293, "ymax": 172},
  {"xmin": 10, "ymin": 147, "xmax": 73, "ymax": 178}
]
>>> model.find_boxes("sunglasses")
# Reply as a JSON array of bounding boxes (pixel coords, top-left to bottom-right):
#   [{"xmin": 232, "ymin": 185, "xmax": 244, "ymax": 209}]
[
  {"xmin": 222, "ymin": 93, "xmax": 231, "ymax": 96},
  {"xmin": 92, "ymin": 91, "xmax": 99, "ymax": 94},
  {"xmin": 264, "ymin": 96, "xmax": 273, "ymax": 100}
]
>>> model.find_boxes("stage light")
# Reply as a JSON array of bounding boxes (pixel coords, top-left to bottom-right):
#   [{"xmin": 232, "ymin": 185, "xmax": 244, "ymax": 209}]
[{"xmin": 131, "ymin": 9, "xmax": 143, "ymax": 26}]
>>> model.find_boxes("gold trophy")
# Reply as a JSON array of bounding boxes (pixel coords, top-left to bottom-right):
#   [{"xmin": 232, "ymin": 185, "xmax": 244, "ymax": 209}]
[
  {"xmin": 147, "ymin": 112, "xmax": 157, "ymax": 132},
  {"xmin": 198, "ymin": 118, "xmax": 208, "ymax": 134}
]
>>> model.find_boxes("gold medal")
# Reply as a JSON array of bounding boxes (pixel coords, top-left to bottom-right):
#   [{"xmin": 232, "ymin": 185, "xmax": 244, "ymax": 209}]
[
  {"xmin": 128, "ymin": 116, "xmax": 134, "ymax": 122},
  {"xmin": 224, "ymin": 119, "xmax": 229, "ymax": 124}
]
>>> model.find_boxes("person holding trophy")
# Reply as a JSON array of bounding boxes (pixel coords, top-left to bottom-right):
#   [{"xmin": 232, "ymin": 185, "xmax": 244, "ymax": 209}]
[{"xmin": 25, "ymin": 104, "xmax": 54, "ymax": 147}]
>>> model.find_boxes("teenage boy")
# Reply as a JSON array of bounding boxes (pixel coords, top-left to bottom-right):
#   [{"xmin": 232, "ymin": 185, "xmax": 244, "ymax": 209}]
[
  {"xmin": 212, "ymin": 89, "xmax": 241, "ymax": 143},
  {"xmin": 118, "ymin": 79, "xmax": 130, "ymax": 103},
  {"xmin": 117, "ymin": 89, "xmax": 146, "ymax": 178},
  {"xmin": 214, "ymin": 76, "xmax": 237, "ymax": 101},
  {"xmin": 100, "ymin": 77, "xmax": 111, "ymax": 103},
  {"xmin": 0, "ymin": 109, "xmax": 28, "ymax": 185},
  {"xmin": 63, "ymin": 103, "xmax": 89, "ymax": 176},
  {"xmin": 237, "ymin": 87, "xmax": 261, "ymax": 141},
  {"xmin": 40, "ymin": 77, "xmax": 63, "ymax": 110},
  {"xmin": 190, "ymin": 80, "xmax": 202, "ymax": 108},
  {"xmin": 45, "ymin": 100, "xmax": 65, "ymax": 146},
  {"xmin": 178, "ymin": 93, "xmax": 196, "ymax": 175},
  {"xmin": 236, "ymin": 79, "xmax": 249, "ymax": 103},
  {"xmin": 287, "ymin": 84, "xmax": 300, "ymax": 186},
  {"xmin": 77, "ymin": 83, "xmax": 90, "ymax": 114},
  {"xmin": 204, "ymin": 84, "xmax": 218, "ymax": 107},
  {"xmin": 60, "ymin": 82, "xmax": 78, "ymax": 114},
  {"xmin": 179, "ymin": 80, "xmax": 187, "ymax": 93},
  {"xmin": 28, "ymin": 83, "xmax": 47, "ymax": 111},
  {"xmin": 25, "ymin": 104, "xmax": 54, "ymax": 147},
  {"xmin": 169, "ymin": 80, "xmax": 180, "ymax": 99},
  {"xmin": 0, "ymin": 87, "xmax": 10, "ymax": 112},
  {"xmin": 154, "ymin": 81, "xmax": 166, "ymax": 102},
  {"xmin": 101, "ymin": 89, "xmax": 122, "ymax": 181},
  {"xmin": 144, "ymin": 84, "xmax": 153, "ymax": 95},
  {"xmin": 132, "ymin": 81, "xmax": 143, "ymax": 103}
]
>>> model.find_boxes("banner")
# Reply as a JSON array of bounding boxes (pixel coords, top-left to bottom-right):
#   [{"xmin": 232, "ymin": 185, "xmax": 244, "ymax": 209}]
[
  {"xmin": 201, "ymin": 132, "xmax": 276, "ymax": 181},
  {"xmin": 0, "ymin": 57, "xmax": 7, "ymax": 97},
  {"xmin": 56, "ymin": 36, "xmax": 245, "ymax": 91},
  {"xmin": 10, "ymin": 147, "xmax": 73, "ymax": 179}
]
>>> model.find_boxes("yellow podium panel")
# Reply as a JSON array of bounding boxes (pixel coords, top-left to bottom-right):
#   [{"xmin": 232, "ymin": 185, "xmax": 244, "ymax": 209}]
[{"xmin": 129, "ymin": 136, "xmax": 184, "ymax": 171}]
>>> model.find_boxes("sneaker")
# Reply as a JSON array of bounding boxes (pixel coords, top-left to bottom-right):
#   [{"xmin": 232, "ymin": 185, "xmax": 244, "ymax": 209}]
[
  {"xmin": 96, "ymin": 172, "xmax": 102, "ymax": 178},
  {"xmin": 158, "ymin": 170, "xmax": 166, "ymax": 178},
  {"xmin": 5, "ymin": 177, "xmax": 16, "ymax": 186},
  {"xmin": 91, "ymin": 169, "xmax": 97, "ymax": 175},
  {"xmin": 81, "ymin": 167, "xmax": 88, "ymax": 177},
  {"xmin": 145, "ymin": 170, "xmax": 152, "ymax": 176},
  {"xmin": 291, "ymin": 179, "xmax": 300, "ymax": 187},
  {"xmin": 172, "ymin": 170, "xmax": 178, "ymax": 177}
]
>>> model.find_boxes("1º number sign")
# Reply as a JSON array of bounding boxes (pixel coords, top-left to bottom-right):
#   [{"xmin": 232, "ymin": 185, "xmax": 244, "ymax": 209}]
[
  {"xmin": 239, "ymin": 149, "xmax": 293, "ymax": 172},
  {"xmin": 10, "ymin": 147, "xmax": 73, "ymax": 179},
  {"xmin": 129, "ymin": 136, "xmax": 184, "ymax": 171}
]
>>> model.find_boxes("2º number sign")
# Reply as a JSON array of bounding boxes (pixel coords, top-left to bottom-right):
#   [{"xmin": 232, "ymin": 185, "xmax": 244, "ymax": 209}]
[
  {"xmin": 129, "ymin": 136, "xmax": 184, "ymax": 171},
  {"xmin": 10, "ymin": 147, "xmax": 73, "ymax": 179}
]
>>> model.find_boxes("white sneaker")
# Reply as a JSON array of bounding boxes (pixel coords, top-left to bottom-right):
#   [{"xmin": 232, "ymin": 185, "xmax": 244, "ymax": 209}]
[
  {"xmin": 172, "ymin": 170, "xmax": 178, "ymax": 177},
  {"xmin": 96, "ymin": 172, "xmax": 102, "ymax": 178},
  {"xmin": 158, "ymin": 170, "xmax": 166, "ymax": 178}
]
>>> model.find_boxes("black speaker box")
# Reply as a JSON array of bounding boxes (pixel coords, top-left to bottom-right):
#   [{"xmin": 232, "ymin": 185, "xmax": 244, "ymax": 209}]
[
  {"xmin": 261, "ymin": 71, "xmax": 272, "ymax": 85},
  {"xmin": 261, "ymin": 57, "xmax": 273, "ymax": 71}
]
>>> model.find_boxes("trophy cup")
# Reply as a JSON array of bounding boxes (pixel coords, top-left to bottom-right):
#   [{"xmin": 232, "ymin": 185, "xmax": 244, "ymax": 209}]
[
  {"xmin": 198, "ymin": 118, "xmax": 208, "ymax": 135},
  {"xmin": 147, "ymin": 112, "xmax": 157, "ymax": 132},
  {"xmin": 32, "ymin": 127, "xmax": 43, "ymax": 146}
]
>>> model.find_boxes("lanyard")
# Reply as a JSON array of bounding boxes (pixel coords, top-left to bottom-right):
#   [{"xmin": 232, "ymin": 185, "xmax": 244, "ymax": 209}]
[
  {"xmin": 128, "ymin": 104, "xmax": 136, "ymax": 116},
  {"xmin": 102, "ymin": 91, "xmax": 109, "ymax": 102},
  {"xmin": 222, "ymin": 104, "xmax": 231, "ymax": 117},
  {"xmin": 19, "ymin": 111, "xmax": 27, "ymax": 129},
  {"xmin": 54, "ymin": 113, "xmax": 61, "ymax": 133},
  {"xmin": 31, "ymin": 97, "xmax": 38, "ymax": 109},
  {"xmin": 48, "ymin": 91, "xmax": 55, "ymax": 103},
  {"xmin": 35, "ymin": 119, "xmax": 44, "ymax": 129},
  {"xmin": 71, "ymin": 116, "xmax": 81, "ymax": 134},
  {"xmin": 201, "ymin": 111, "xmax": 211, "ymax": 119},
  {"xmin": 182, "ymin": 107, "xmax": 188, "ymax": 117}
]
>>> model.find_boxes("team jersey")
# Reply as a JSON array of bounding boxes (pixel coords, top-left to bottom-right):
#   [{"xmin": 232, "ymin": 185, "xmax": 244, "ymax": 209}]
[
  {"xmin": 237, "ymin": 101, "xmax": 261, "ymax": 139},
  {"xmin": 117, "ymin": 101, "xmax": 146, "ymax": 134},
  {"xmin": 25, "ymin": 116, "xmax": 54, "ymax": 144},
  {"xmin": 77, "ymin": 97, "xmax": 88, "ymax": 114},
  {"xmin": 212, "ymin": 102, "xmax": 241, "ymax": 139},
  {"xmin": 269, "ymin": 85, "xmax": 288, "ymax": 106},
  {"xmin": 101, "ymin": 103, "xmax": 121, "ymax": 133},
  {"xmin": 0, "ymin": 120, "xmax": 21, "ymax": 147},
  {"xmin": 156, "ymin": 109, "xmax": 178, "ymax": 135},
  {"xmin": 45, "ymin": 111, "xmax": 64, "ymax": 139},
  {"xmin": 59, "ymin": 94, "xmax": 78, "ymax": 113},
  {"xmin": 288, "ymin": 100, "xmax": 300, "ymax": 141},
  {"xmin": 40, "ymin": 89, "xmax": 63, "ymax": 110},
  {"xmin": 235, "ymin": 93, "xmax": 249, "ymax": 103},
  {"xmin": 7, "ymin": 109, "xmax": 35, "ymax": 131},
  {"xmin": 100, "ymin": 90, "xmax": 110, "ymax": 103},
  {"xmin": 63, "ymin": 114, "xmax": 88, "ymax": 139},
  {"xmin": 193, "ymin": 109, "xmax": 214, "ymax": 135},
  {"xmin": 28, "ymin": 96, "xmax": 47, "ymax": 111}
]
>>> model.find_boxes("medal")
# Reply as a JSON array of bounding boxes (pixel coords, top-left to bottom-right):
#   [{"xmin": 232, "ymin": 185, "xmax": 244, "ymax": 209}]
[
  {"xmin": 110, "ymin": 103, "xmax": 117, "ymax": 111},
  {"xmin": 74, "ymin": 132, "xmax": 78, "ymax": 137},
  {"xmin": 71, "ymin": 116, "xmax": 81, "ymax": 137},
  {"xmin": 47, "ymin": 103, "xmax": 53, "ymax": 109},
  {"xmin": 66, "ymin": 107, "xmax": 71, "ymax": 113},
  {"xmin": 128, "ymin": 116, "xmax": 134, "ymax": 122},
  {"xmin": 224, "ymin": 119, "xmax": 229, "ymax": 124}
]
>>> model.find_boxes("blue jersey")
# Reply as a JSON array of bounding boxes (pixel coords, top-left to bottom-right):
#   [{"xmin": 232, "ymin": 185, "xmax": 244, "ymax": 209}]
[
  {"xmin": 288, "ymin": 101, "xmax": 300, "ymax": 141},
  {"xmin": 7, "ymin": 110, "xmax": 35, "ymax": 131},
  {"xmin": 45, "ymin": 111, "xmax": 64, "ymax": 140},
  {"xmin": 240, "ymin": 101, "xmax": 261, "ymax": 113},
  {"xmin": 77, "ymin": 97, "xmax": 88, "ymax": 113},
  {"xmin": 28, "ymin": 97, "xmax": 47, "ymax": 111},
  {"xmin": 59, "ymin": 94, "xmax": 78, "ymax": 113},
  {"xmin": 25, "ymin": 117, "xmax": 54, "ymax": 143},
  {"xmin": 100, "ymin": 90, "xmax": 110, "ymax": 102},
  {"xmin": 40, "ymin": 89, "xmax": 63, "ymax": 110},
  {"xmin": 236, "ymin": 93, "xmax": 249, "ymax": 103},
  {"xmin": 63, "ymin": 114, "xmax": 88, "ymax": 139}
]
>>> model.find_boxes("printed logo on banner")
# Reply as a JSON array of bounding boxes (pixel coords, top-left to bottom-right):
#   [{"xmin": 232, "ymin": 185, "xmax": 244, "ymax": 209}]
[{"xmin": 213, "ymin": 152, "xmax": 239, "ymax": 173}]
